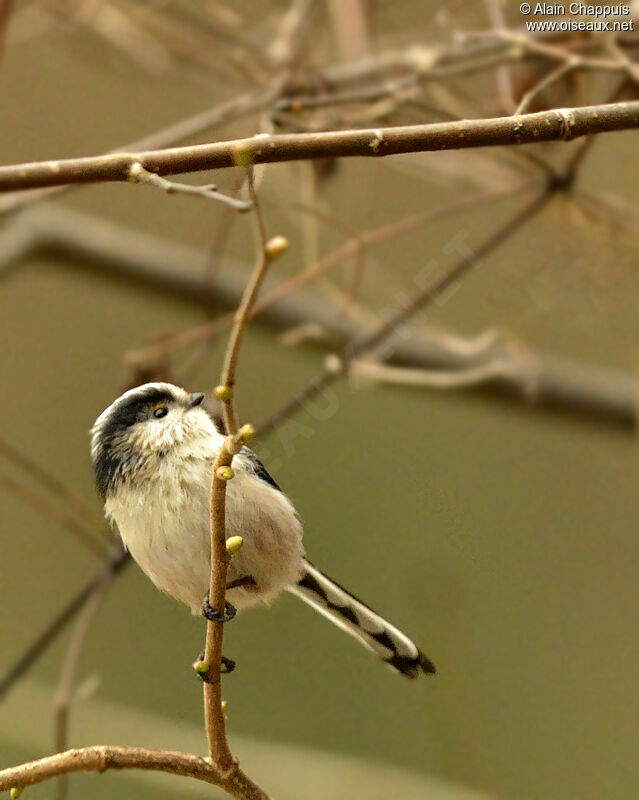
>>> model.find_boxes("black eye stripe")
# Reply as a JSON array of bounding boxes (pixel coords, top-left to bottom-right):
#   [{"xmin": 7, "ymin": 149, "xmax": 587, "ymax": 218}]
[
  {"xmin": 110, "ymin": 387, "xmax": 174, "ymax": 427},
  {"xmin": 99, "ymin": 387, "xmax": 174, "ymax": 436},
  {"xmin": 92, "ymin": 385, "xmax": 178, "ymax": 498}
]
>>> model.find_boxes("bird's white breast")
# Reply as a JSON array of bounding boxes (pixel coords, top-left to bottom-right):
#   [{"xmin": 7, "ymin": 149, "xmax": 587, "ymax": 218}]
[{"xmin": 105, "ymin": 440, "xmax": 304, "ymax": 614}]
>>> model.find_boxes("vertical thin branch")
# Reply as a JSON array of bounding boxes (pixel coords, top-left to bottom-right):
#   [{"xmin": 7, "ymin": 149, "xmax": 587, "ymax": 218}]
[
  {"xmin": 201, "ymin": 167, "xmax": 284, "ymax": 798},
  {"xmin": 203, "ymin": 442, "xmax": 236, "ymax": 772},
  {"xmin": 217, "ymin": 169, "xmax": 274, "ymax": 436}
]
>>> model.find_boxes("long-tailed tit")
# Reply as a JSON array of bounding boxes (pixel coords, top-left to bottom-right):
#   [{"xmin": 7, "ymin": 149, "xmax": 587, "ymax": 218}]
[{"xmin": 90, "ymin": 382, "xmax": 435, "ymax": 678}]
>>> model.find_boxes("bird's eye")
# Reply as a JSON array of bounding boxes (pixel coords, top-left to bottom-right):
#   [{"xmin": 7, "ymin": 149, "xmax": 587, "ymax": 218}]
[{"xmin": 153, "ymin": 405, "xmax": 168, "ymax": 419}]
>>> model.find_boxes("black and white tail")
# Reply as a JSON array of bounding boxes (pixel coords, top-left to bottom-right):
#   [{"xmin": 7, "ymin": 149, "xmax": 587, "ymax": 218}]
[{"xmin": 287, "ymin": 560, "xmax": 435, "ymax": 679}]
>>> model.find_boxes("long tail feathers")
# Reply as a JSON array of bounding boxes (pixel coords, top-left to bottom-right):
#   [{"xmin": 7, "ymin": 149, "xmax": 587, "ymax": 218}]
[{"xmin": 286, "ymin": 560, "xmax": 435, "ymax": 679}]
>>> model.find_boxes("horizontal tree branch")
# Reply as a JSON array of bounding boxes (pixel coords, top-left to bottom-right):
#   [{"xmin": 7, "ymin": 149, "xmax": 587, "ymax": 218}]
[
  {"xmin": 0, "ymin": 101, "xmax": 637, "ymax": 192},
  {"xmin": 0, "ymin": 744, "xmax": 266, "ymax": 799}
]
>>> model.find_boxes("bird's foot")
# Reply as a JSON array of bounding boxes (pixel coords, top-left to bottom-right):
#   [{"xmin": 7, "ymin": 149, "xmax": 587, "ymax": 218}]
[
  {"xmin": 193, "ymin": 651, "xmax": 236, "ymax": 683},
  {"xmin": 202, "ymin": 592, "xmax": 237, "ymax": 623},
  {"xmin": 220, "ymin": 655, "xmax": 236, "ymax": 674}
]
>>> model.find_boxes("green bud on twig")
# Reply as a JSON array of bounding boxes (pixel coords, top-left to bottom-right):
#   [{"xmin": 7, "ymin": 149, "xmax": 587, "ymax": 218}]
[
  {"xmin": 221, "ymin": 700, "xmax": 228, "ymax": 712},
  {"xmin": 265, "ymin": 235, "xmax": 289, "ymax": 261},
  {"xmin": 233, "ymin": 142, "xmax": 254, "ymax": 168},
  {"xmin": 239, "ymin": 424, "xmax": 255, "ymax": 444},
  {"xmin": 216, "ymin": 466, "xmax": 234, "ymax": 481},
  {"xmin": 10, "ymin": 788, "xmax": 23, "ymax": 799},
  {"xmin": 226, "ymin": 536, "xmax": 244, "ymax": 555},
  {"xmin": 193, "ymin": 660, "xmax": 209, "ymax": 675},
  {"xmin": 214, "ymin": 385, "xmax": 233, "ymax": 403}
]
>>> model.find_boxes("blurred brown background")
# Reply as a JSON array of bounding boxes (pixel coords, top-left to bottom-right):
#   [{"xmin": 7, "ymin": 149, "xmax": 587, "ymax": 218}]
[{"xmin": 0, "ymin": 2, "xmax": 638, "ymax": 799}]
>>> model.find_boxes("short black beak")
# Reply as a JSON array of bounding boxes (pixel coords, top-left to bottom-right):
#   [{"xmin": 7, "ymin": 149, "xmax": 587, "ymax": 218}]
[{"xmin": 189, "ymin": 392, "xmax": 205, "ymax": 408}]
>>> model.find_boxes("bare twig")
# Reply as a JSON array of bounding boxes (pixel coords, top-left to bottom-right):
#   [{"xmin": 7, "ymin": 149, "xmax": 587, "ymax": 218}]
[
  {"xmin": 127, "ymin": 163, "xmax": 252, "ymax": 212},
  {"xmin": 0, "ymin": 100, "xmax": 638, "ymax": 192},
  {"xmin": 199, "ymin": 168, "xmax": 280, "ymax": 795},
  {"xmin": 515, "ymin": 59, "xmax": 580, "ymax": 115},
  {"xmin": 124, "ymin": 183, "xmax": 531, "ymax": 365},
  {"xmin": 217, "ymin": 170, "xmax": 275, "ymax": 435},
  {"xmin": 0, "ymin": 0, "xmax": 315, "ymax": 216},
  {"xmin": 189, "ymin": 11, "xmax": 311, "ymax": 792},
  {"xmin": 0, "ymin": 85, "xmax": 279, "ymax": 215},
  {"xmin": 0, "ymin": 744, "xmax": 270, "ymax": 799},
  {"xmin": 350, "ymin": 353, "xmax": 513, "ymax": 390},
  {"xmin": 494, "ymin": 28, "xmax": 638, "ymax": 74},
  {"xmin": 205, "ymin": 171, "xmax": 251, "ymax": 286},
  {"xmin": 258, "ymin": 188, "xmax": 553, "ymax": 435},
  {"xmin": 202, "ymin": 438, "xmax": 237, "ymax": 773}
]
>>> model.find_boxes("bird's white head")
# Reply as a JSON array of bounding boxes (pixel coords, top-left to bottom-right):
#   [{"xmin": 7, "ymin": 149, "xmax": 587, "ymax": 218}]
[{"xmin": 90, "ymin": 382, "xmax": 215, "ymax": 498}]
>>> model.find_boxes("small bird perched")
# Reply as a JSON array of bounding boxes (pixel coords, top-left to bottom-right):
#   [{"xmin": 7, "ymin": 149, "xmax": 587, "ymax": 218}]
[{"xmin": 90, "ymin": 382, "xmax": 435, "ymax": 678}]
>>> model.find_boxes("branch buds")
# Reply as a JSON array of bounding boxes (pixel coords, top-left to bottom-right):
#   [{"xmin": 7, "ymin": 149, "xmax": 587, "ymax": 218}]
[
  {"xmin": 216, "ymin": 466, "xmax": 234, "ymax": 481},
  {"xmin": 239, "ymin": 424, "xmax": 255, "ymax": 444},
  {"xmin": 225, "ymin": 536, "xmax": 244, "ymax": 555},
  {"xmin": 214, "ymin": 384, "xmax": 233, "ymax": 403},
  {"xmin": 265, "ymin": 235, "xmax": 289, "ymax": 261},
  {"xmin": 193, "ymin": 659, "xmax": 209, "ymax": 675},
  {"xmin": 232, "ymin": 141, "xmax": 254, "ymax": 168},
  {"xmin": 10, "ymin": 788, "xmax": 23, "ymax": 799}
]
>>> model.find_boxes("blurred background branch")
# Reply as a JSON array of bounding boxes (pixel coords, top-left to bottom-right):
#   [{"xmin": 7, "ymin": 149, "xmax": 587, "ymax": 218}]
[{"xmin": 0, "ymin": 202, "xmax": 636, "ymax": 428}]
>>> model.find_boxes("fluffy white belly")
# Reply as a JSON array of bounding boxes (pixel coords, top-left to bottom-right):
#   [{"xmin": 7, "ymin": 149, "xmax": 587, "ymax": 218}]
[{"xmin": 106, "ymin": 455, "xmax": 305, "ymax": 614}]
